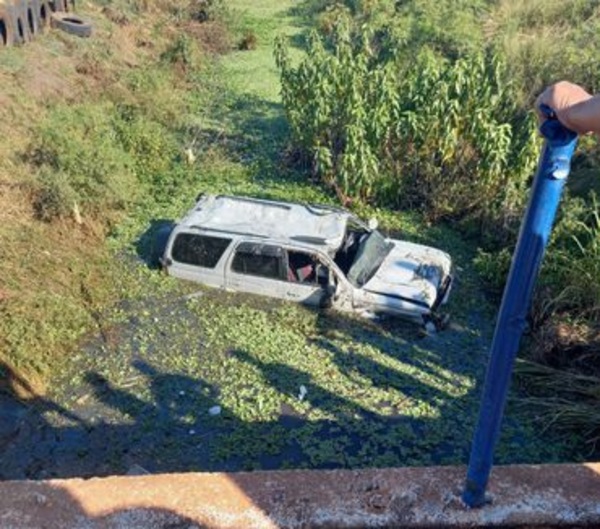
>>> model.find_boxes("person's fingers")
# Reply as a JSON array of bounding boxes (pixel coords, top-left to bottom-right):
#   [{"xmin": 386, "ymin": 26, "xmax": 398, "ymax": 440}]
[
  {"xmin": 535, "ymin": 81, "xmax": 593, "ymax": 131},
  {"xmin": 535, "ymin": 89, "xmax": 553, "ymax": 124}
]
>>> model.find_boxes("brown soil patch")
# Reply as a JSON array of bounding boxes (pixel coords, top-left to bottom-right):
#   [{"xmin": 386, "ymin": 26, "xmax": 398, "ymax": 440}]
[
  {"xmin": 0, "ymin": 183, "xmax": 32, "ymax": 224},
  {"xmin": 185, "ymin": 20, "xmax": 232, "ymax": 55},
  {"xmin": 17, "ymin": 57, "xmax": 78, "ymax": 102},
  {"xmin": 533, "ymin": 317, "xmax": 600, "ymax": 376}
]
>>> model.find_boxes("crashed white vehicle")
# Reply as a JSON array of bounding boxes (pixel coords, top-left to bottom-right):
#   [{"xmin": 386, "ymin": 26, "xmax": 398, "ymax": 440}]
[{"xmin": 160, "ymin": 194, "xmax": 453, "ymax": 327}]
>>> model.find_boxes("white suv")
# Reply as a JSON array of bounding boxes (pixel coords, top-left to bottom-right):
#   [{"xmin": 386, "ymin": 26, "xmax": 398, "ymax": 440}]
[{"xmin": 160, "ymin": 194, "xmax": 453, "ymax": 327}]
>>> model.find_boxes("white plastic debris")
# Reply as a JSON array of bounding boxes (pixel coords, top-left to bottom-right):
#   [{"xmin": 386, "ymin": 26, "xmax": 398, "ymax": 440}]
[
  {"xmin": 178, "ymin": 390, "xmax": 186, "ymax": 396},
  {"xmin": 298, "ymin": 385, "xmax": 308, "ymax": 401},
  {"xmin": 424, "ymin": 321, "xmax": 437, "ymax": 334},
  {"xmin": 208, "ymin": 405, "xmax": 222, "ymax": 416},
  {"xmin": 185, "ymin": 147, "xmax": 196, "ymax": 165},
  {"xmin": 188, "ymin": 429, "xmax": 196, "ymax": 435}
]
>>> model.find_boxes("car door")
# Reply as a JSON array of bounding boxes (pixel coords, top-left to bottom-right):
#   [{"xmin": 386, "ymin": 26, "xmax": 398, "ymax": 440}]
[
  {"xmin": 284, "ymin": 248, "xmax": 328, "ymax": 306},
  {"xmin": 167, "ymin": 231, "xmax": 232, "ymax": 288},
  {"xmin": 226, "ymin": 241, "xmax": 289, "ymax": 300}
]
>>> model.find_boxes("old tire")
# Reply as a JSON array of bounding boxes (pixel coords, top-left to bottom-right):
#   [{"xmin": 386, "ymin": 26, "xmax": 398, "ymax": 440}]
[
  {"xmin": 50, "ymin": 12, "xmax": 91, "ymax": 37},
  {"xmin": 0, "ymin": 9, "xmax": 16, "ymax": 46},
  {"xmin": 25, "ymin": 0, "xmax": 40, "ymax": 36},
  {"xmin": 10, "ymin": 1, "xmax": 32, "ymax": 44},
  {"xmin": 33, "ymin": 0, "xmax": 52, "ymax": 29}
]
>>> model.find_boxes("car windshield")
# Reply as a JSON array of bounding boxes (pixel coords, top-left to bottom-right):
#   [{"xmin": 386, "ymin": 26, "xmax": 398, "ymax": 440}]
[{"xmin": 347, "ymin": 230, "xmax": 393, "ymax": 287}]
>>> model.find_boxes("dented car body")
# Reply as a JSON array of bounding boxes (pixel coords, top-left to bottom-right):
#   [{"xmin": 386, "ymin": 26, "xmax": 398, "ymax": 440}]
[{"xmin": 161, "ymin": 194, "xmax": 453, "ymax": 325}]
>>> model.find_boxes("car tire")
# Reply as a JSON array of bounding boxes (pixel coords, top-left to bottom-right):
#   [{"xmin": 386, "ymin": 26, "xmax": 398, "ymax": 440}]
[
  {"xmin": 0, "ymin": 8, "xmax": 16, "ymax": 46},
  {"xmin": 13, "ymin": 1, "xmax": 32, "ymax": 44},
  {"xmin": 25, "ymin": 0, "xmax": 41, "ymax": 36},
  {"xmin": 50, "ymin": 12, "xmax": 92, "ymax": 37},
  {"xmin": 34, "ymin": 0, "xmax": 52, "ymax": 29}
]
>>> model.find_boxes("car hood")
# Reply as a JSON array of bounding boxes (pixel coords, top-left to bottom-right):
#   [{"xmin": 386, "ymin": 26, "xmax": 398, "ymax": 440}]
[{"xmin": 362, "ymin": 239, "xmax": 452, "ymax": 307}]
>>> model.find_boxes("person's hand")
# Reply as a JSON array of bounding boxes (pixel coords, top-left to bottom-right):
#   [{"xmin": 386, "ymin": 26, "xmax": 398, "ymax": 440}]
[{"xmin": 535, "ymin": 81, "xmax": 593, "ymax": 134}]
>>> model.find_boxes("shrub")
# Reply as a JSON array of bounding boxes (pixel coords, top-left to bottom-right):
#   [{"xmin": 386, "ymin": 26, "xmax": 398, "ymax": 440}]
[
  {"xmin": 275, "ymin": 22, "xmax": 539, "ymax": 232},
  {"xmin": 33, "ymin": 169, "xmax": 79, "ymax": 222},
  {"xmin": 473, "ymin": 247, "xmax": 513, "ymax": 296},
  {"xmin": 114, "ymin": 106, "xmax": 180, "ymax": 188},
  {"xmin": 161, "ymin": 34, "xmax": 203, "ymax": 74},
  {"xmin": 238, "ymin": 31, "xmax": 257, "ymax": 50},
  {"xmin": 30, "ymin": 104, "xmax": 137, "ymax": 221}
]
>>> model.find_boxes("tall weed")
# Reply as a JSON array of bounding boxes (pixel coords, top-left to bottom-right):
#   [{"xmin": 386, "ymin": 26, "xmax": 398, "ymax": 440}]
[
  {"xmin": 547, "ymin": 197, "xmax": 600, "ymax": 321},
  {"xmin": 276, "ymin": 23, "xmax": 538, "ymax": 232}
]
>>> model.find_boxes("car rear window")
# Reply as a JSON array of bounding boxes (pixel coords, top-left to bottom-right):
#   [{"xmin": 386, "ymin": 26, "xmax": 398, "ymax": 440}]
[
  {"xmin": 171, "ymin": 233, "xmax": 232, "ymax": 268},
  {"xmin": 231, "ymin": 243, "xmax": 283, "ymax": 280}
]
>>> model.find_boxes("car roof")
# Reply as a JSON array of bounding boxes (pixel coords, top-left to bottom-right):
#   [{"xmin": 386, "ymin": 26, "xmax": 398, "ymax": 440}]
[{"xmin": 178, "ymin": 195, "xmax": 351, "ymax": 250}]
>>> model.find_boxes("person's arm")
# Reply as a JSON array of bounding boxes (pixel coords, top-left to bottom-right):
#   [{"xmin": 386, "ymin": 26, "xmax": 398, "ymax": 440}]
[{"xmin": 535, "ymin": 81, "xmax": 600, "ymax": 134}]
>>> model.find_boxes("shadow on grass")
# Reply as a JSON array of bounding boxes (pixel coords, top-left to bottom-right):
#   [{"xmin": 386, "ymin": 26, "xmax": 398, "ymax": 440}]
[
  {"xmin": 0, "ymin": 283, "xmax": 587, "ymax": 482},
  {"xmin": 135, "ymin": 219, "xmax": 176, "ymax": 268},
  {"xmin": 0, "ymin": 334, "xmax": 472, "ymax": 480},
  {"xmin": 197, "ymin": 94, "xmax": 290, "ymax": 165}
]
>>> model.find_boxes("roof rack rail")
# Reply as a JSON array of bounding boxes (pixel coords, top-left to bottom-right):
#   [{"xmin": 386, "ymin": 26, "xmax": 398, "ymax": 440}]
[
  {"xmin": 189, "ymin": 225, "xmax": 269, "ymax": 239},
  {"xmin": 305, "ymin": 203, "xmax": 347, "ymax": 216},
  {"xmin": 217, "ymin": 195, "xmax": 292, "ymax": 210}
]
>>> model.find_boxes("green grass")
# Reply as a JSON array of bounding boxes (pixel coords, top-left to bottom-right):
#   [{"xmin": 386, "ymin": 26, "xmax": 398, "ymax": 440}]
[{"xmin": 222, "ymin": 0, "xmax": 306, "ymax": 102}]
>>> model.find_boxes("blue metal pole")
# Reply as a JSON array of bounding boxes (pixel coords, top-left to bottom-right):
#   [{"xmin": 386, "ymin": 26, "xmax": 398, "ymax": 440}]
[{"xmin": 462, "ymin": 108, "xmax": 578, "ymax": 508}]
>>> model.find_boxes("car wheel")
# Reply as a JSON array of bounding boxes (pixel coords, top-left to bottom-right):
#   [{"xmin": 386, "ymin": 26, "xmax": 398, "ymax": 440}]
[{"xmin": 50, "ymin": 12, "xmax": 92, "ymax": 37}]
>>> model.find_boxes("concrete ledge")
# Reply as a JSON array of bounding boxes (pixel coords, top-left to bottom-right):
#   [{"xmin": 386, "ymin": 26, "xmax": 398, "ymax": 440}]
[{"xmin": 1, "ymin": 463, "xmax": 600, "ymax": 528}]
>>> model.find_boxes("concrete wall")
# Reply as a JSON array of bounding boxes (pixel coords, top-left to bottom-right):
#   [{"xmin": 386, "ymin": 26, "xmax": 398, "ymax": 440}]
[{"xmin": 1, "ymin": 463, "xmax": 599, "ymax": 528}]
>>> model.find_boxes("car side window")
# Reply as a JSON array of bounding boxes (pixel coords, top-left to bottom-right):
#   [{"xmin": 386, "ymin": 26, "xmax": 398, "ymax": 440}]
[
  {"xmin": 172, "ymin": 233, "xmax": 232, "ymax": 268},
  {"xmin": 231, "ymin": 243, "xmax": 284, "ymax": 280},
  {"xmin": 287, "ymin": 250, "xmax": 318, "ymax": 284}
]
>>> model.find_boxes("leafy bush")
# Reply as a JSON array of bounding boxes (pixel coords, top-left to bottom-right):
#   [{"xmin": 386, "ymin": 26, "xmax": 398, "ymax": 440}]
[
  {"xmin": 114, "ymin": 106, "xmax": 180, "ymax": 187},
  {"xmin": 276, "ymin": 22, "xmax": 539, "ymax": 232},
  {"xmin": 34, "ymin": 169, "xmax": 79, "ymax": 222},
  {"xmin": 31, "ymin": 104, "xmax": 137, "ymax": 221},
  {"xmin": 30, "ymin": 99, "xmax": 184, "ymax": 221},
  {"xmin": 473, "ymin": 247, "xmax": 513, "ymax": 296},
  {"xmin": 161, "ymin": 34, "xmax": 204, "ymax": 73}
]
